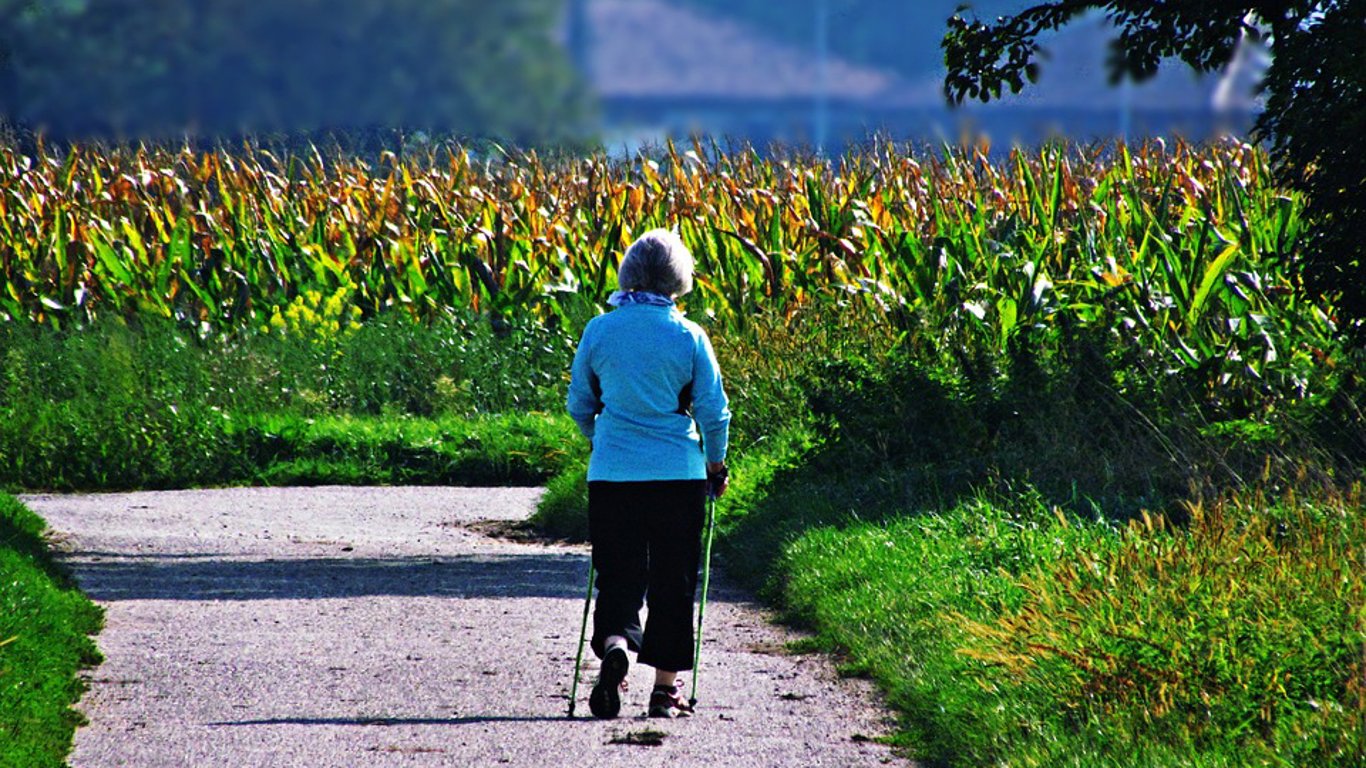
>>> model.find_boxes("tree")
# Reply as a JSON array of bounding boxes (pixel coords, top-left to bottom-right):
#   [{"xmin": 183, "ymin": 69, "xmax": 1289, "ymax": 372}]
[
  {"xmin": 942, "ymin": 1, "xmax": 1366, "ymax": 340},
  {"xmin": 0, "ymin": 0, "xmax": 594, "ymax": 147}
]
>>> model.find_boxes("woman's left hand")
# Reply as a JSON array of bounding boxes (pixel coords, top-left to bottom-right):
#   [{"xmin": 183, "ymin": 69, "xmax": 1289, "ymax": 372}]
[{"xmin": 706, "ymin": 462, "xmax": 728, "ymax": 498}]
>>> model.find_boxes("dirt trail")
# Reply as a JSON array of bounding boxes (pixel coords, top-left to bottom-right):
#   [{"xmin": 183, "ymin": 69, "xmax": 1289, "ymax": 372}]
[{"xmin": 25, "ymin": 486, "xmax": 908, "ymax": 767}]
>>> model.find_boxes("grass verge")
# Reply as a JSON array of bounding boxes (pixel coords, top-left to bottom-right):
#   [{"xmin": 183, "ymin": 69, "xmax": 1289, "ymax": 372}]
[
  {"xmin": 0, "ymin": 493, "xmax": 103, "ymax": 768},
  {"xmin": 0, "ymin": 316, "xmax": 580, "ymax": 492},
  {"xmin": 238, "ymin": 412, "xmax": 580, "ymax": 488},
  {"xmin": 1, "ymin": 410, "xmax": 580, "ymax": 493},
  {"xmin": 777, "ymin": 490, "xmax": 1364, "ymax": 766}
]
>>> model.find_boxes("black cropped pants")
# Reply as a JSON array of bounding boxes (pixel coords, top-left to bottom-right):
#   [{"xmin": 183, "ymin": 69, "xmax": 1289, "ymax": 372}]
[{"xmin": 588, "ymin": 479, "xmax": 706, "ymax": 673}]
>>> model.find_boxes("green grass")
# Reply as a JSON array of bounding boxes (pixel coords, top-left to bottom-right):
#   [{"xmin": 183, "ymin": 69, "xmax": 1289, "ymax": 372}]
[
  {"xmin": 0, "ymin": 407, "xmax": 580, "ymax": 493},
  {"xmin": 528, "ymin": 453, "xmax": 590, "ymax": 540},
  {"xmin": 0, "ymin": 315, "xmax": 579, "ymax": 492},
  {"xmin": 776, "ymin": 491, "xmax": 1364, "ymax": 766},
  {"xmin": 0, "ymin": 493, "xmax": 103, "ymax": 768},
  {"xmin": 242, "ymin": 412, "xmax": 580, "ymax": 487}
]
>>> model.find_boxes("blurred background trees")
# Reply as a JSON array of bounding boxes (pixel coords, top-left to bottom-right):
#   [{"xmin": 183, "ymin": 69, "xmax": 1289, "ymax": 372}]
[{"xmin": 0, "ymin": 0, "xmax": 593, "ymax": 145}]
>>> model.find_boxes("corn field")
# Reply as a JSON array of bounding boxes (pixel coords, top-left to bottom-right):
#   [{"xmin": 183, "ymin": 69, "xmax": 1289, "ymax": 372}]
[{"xmin": 0, "ymin": 136, "xmax": 1340, "ymax": 394}]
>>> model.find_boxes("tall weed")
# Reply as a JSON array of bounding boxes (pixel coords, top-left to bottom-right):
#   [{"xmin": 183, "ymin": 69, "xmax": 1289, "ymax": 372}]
[
  {"xmin": 777, "ymin": 490, "xmax": 1364, "ymax": 766},
  {"xmin": 958, "ymin": 492, "xmax": 1365, "ymax": 765}
]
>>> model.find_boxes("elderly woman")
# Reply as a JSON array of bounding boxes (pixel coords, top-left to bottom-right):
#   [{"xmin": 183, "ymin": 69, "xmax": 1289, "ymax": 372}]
[{"xmin": 566, "ymin": 228, "xmax": 731, "ymax": 719}]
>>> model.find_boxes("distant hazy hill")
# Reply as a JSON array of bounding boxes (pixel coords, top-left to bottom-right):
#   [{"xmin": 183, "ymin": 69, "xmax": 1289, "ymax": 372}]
[
  {"xmin": 672, "ymin": 0, "xmax": 1026, "ymax": 80},
  {"xmin": 666, "ymin": 0, "xmax": 1221, "ymax": 112},
  {"xmin": 573, "ymin": 1, "xmax": 1242, "ymax": 148}
]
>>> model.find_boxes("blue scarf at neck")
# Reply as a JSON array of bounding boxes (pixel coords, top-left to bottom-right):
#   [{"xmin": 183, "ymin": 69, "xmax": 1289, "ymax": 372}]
[{"xmin": 607, "ymin": 290, "xmax": 675, "ymax": 307}]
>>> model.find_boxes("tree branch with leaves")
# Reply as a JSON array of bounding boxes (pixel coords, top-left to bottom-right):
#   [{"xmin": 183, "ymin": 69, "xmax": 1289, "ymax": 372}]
[{"xmin": 943, "ymin": 0, "xmax": 1365, "ymax": 339}]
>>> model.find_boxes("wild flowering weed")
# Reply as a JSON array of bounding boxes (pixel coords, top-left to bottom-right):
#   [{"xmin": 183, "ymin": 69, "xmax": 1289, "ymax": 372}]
[{"xmin": 261, "ymin": 286, "xmax": 363, "ymax": 341}]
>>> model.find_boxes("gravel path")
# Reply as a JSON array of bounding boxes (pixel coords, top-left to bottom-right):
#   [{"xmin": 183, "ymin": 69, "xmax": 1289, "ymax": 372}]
[{"xmin": 24, "ymin": 487, "xmax": 909, "ymax": 767}]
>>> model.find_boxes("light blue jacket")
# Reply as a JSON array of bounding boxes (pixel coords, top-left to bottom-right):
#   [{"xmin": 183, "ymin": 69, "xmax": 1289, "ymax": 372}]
[{"xmin": 567, "ymin": 303, "xmax": 730, "ymax": 482}]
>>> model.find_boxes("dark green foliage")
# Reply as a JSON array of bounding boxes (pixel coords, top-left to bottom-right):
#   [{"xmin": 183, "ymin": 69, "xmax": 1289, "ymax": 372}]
[
  {"xmin": 0, "ymin": 320, "xmax": 242, "ymax": 489},
  {"xmin": 793, "ymin": 327, "xmax": 1361, "ymax": 523},
  {"xmin": 0, "ymin": 493, "xmax": 103, "ymax": 768},
  {"xmin": 1261, "ymin": 2, "xmax": 1366, "ymax": 343},
  {"xmin": 0, "ymin": 314, "xmax": 578, "ymax": 491},
  {"xmin": 240, "ymin": 413, "xmax": 578, "ymax": 488},
  {"xmin": 942, "ymin": 0, "xmax": 1366, "ymax": 340},
  {"xmin": 0, "ymin": 0, "xmax": 592, "ymax": 145},
  {"xmin": 267, "ymin": 313, "xmax": 575, "ymax": 418}
]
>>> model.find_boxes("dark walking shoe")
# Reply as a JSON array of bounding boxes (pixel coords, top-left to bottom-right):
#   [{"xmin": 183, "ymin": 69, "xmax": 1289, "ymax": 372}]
[
  {"xmin": 648, "ymin": 684, "xmax": 694, "ymax": 718},
  {"xmin": 589, "ymin": 646, "xmax": 630, "ymax": 719}
]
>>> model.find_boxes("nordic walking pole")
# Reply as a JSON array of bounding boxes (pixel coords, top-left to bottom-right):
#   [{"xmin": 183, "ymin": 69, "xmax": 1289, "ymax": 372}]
[
  {"xmin": 568, "ymin": 561, "xmax": 595, "ymax": 718},
  {"xmin": 690, "ymin": 491, "xmax": 718, "ymax": 710}
]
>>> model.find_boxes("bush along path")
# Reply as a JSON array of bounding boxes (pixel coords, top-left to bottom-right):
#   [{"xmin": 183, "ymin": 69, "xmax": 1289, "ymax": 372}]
[{"xmin": 24, "ymin": 486, "xmax": 907, "ymax": 768}]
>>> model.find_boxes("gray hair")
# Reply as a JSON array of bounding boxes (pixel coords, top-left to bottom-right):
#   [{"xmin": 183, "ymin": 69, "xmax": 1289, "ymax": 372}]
[{"xmin": 618, "ymin": 229, "xmax": 695, "ymax": 297}]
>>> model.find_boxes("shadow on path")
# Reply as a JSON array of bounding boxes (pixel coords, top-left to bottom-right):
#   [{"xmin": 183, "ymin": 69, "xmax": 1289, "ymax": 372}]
[
  {"xmin": 65, "ymin": 551, "xmax": 746, "ymax": 605},
  {"xmin": 209, "ymin": 716, "xmax": 574, "ymax": 727},
  {"xmin": 66, "ymin": 552, "xmax": 591, "ymax": 602}
]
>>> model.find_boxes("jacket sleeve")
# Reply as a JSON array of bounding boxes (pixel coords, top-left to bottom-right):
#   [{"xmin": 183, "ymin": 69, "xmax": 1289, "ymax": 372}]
[
  {"xmin": 691, "ymin": 330, "xmax": 731, "ymax": 464},
  {"xmin": 566, "ymin": 326, "xmax": 601, "ymax": 440}
]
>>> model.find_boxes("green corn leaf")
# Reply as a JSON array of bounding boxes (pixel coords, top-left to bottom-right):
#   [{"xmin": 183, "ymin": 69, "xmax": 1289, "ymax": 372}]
[
  {"xmin": 1186, "ymin": 243, "xmax": 1241, "ymax": 331},
  {"xmin": 998, "ymin": 296, "xmax": 1018, "ymax": 347},
  {"xmin": 92, "ymin": 236, "xmax": 135, "ymax": 286}
]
